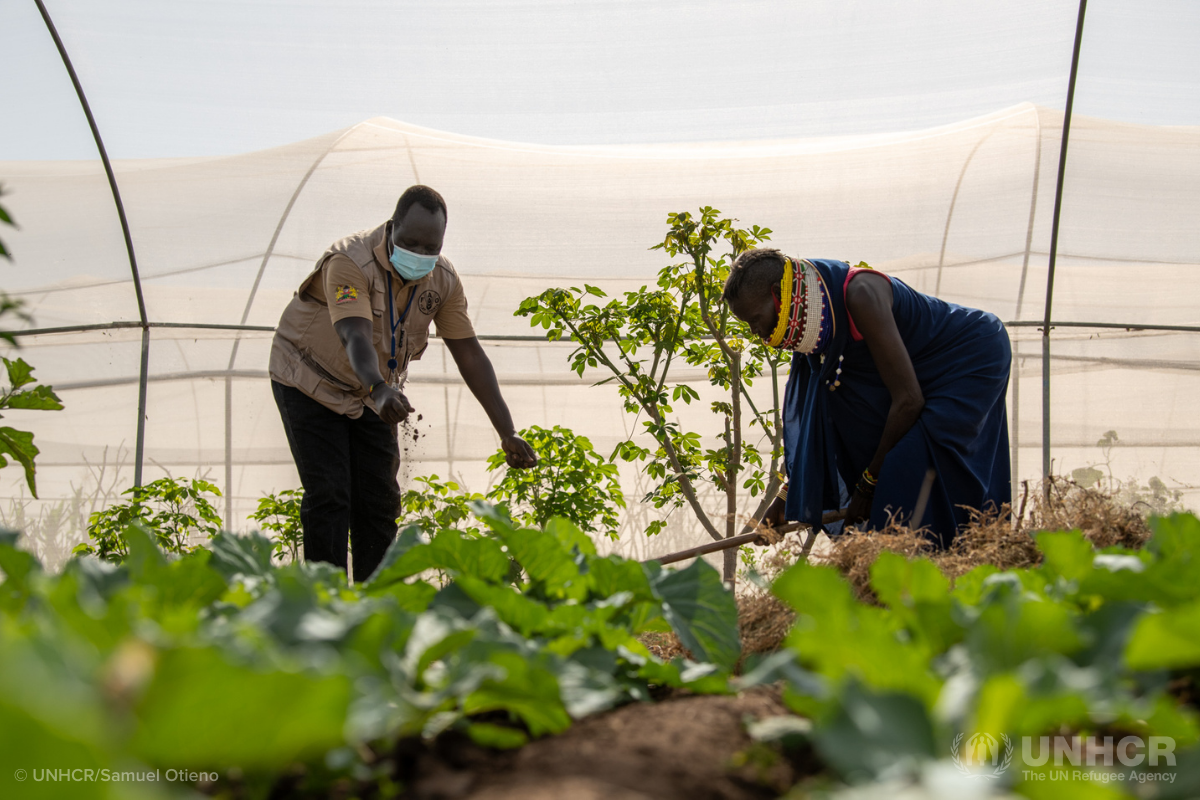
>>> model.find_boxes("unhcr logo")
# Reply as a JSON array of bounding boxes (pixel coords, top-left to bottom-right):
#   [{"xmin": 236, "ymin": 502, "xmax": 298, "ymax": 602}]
[
  {"xmin": 951, "ymin": 733, "xmax": 1178, "ymax": 783},
  {"xmin": 951, "ymin": 732, "xmax": 1014, "ymax": 779}
]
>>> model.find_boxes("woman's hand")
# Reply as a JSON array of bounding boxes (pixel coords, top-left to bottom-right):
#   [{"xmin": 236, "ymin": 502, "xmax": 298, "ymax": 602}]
[
  {"xmin": 753, "ymin": 495, "xmax": 787, "ymax": 546},
  {"xmin": 845, "ymin": 488, "xmax": 873, "ymax": 527}
]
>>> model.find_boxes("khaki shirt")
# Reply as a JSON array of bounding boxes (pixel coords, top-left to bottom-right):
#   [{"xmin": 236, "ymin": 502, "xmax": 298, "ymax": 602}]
[{"xmin": 269, "ymin": 221, "xmax": 475, "ymax": 418}]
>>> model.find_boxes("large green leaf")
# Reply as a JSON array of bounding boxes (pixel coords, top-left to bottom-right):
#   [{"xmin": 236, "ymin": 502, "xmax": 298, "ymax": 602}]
[
  {"xmin": 1125, "ymin": 600, "xmax": 1200, "ymax": 670},
  {"xmin": 370, "ymin": 528, "xmax": 510, "ymax": 585},
  {"xmin": 130, "ymin": 646, "xmax": 352, "ymax": 768},
  {"xmin": 0, "ymin": 426, "xmax": 39, "ymax": 497},
  {"xmin": 372, "ymin": 579, "xmax": 437, "ymax": 613},
  {"xmin": 461, "ymin": 649, "xmax": 571, "ymax": 736},
  {"xmin": 971, "ymin": 671, "xmax": 1091, "ymax": 740},
  {"xmin": 454, "ymin": 576, "xmax": 550, "ymax": 636},
  {"xmin": 0, "ymin": 534, "xmax": 41, "ymax": 604},
  {"xmin": 964, "ymin": 578, "xmax": 1082, "ymax": 673},
  {"xmin": 551, "ymin": 652, "xmax": 626, "ymax": 718},
  {"xmin": 813, "ymin": 679, "xmax": 936, "ymax": 783},
  {"xmin": 650, "ymin": 558, "xmax": 740, "ymax": 670},
  {"xmin": 869, "ymin": 553, "xmax": 962, "ymax": 653},
  {"xmin": 1148, "ymin": 512, "xmax": 1200, "ymax": 561},
  {"xmin": 1037, "ymin": 529, "xmax": 1096, "ymax": 583},
  {"xmin": 587, "ymin": 553, "xmax": 657, "ymax": 603},
  {"xmin": 121, "ymin": 524, "xmax": 168, "ymax": 583},
  {"xmin": 208, "ymin": 530, "xmax": 275, "ymax": 581},
  {"xmin": 400, "ymin": 606, "xmax": 480, "ymax": 681},
  {"xmin": 363, "ymin": 524, "xmax": 425, "ymax": 585},
  {"xmin": 5, "ymin": 384, "xmax": 63, "ymax": 411},
  {"xmin": 543, "ymin": 516, "xmax": 597, "ymax": 556},
  {"xmin": 2, "ymin": 356, "xmax": 34, "ymax": 390},
  {"xmin": 775, "ymin": 561, "xmax": 941, "ymax": 705},
  {"xmin": 0, "ymin": 620, "xmax": 169, "ymax": 799},
  {"xmin": 499, "ymin": 527, "xmax": 582, "ymax": 595}
]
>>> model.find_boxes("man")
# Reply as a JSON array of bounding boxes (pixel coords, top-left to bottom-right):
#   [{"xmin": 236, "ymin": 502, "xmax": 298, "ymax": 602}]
[{"xmin": 269, "ymin": 185, "xmax": 537, "ymax": 581}]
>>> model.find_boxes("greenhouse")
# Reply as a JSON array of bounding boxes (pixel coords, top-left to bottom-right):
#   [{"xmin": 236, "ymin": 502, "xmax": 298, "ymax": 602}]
[
  {"xmin": 3, "ymin": 1, "xmax": 1200, "ymax": 798},
  {"xmin": 2, "ymin": 1, "xmax": 1198, "ymax": 568}
]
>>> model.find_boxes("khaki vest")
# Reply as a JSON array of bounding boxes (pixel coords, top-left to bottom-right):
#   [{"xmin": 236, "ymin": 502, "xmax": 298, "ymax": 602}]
[{"xmin": 269, "ymin": 222, "xmax": 458, "ymax": 418}]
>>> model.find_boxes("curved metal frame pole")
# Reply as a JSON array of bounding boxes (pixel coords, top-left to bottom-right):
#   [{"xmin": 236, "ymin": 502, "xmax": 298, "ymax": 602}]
[
  {"xmin": 223, "ymin": 127, "xmax": 358, "ymax": 524},
  {"xmin": 1012, "ymin": 104, "xmax": 1044, "ymax": 496},
  {"xmin": 1042, "ymin": 0, "xmax": 1088, "ymax": 487},
  {"xmin": 34, "ymin": 0, "xmax": 151, "ymax": 486},
  {"xmin": 934, "ymin": 129, "xmax": 994, "ymax": 297}
]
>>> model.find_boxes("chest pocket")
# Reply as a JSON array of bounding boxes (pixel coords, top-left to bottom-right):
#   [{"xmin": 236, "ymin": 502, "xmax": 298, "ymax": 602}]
[
  {"xmin": 408, "ymin": 319, "xmax": 432, "ymax": 362},
  {"xmin": 370, "ymin": 290, "xmax": 386, "ymax": 348}
]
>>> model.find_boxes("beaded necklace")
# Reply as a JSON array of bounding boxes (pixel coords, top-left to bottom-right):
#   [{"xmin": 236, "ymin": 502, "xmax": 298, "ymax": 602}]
[{"xmin": 764, "ymin": 258, "xmax": 829, "ymax": 355}]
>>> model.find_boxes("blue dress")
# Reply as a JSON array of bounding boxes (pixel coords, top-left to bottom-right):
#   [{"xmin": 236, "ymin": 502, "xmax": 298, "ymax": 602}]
[{"xmin": 781, "ymin": 259, "xmax": 1011, "ymax": 548}]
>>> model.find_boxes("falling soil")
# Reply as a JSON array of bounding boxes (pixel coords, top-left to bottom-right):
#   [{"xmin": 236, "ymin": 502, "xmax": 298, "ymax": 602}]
[{"xmin": 398, "ymin": 414, "xmax": 429, "ymax": 486}]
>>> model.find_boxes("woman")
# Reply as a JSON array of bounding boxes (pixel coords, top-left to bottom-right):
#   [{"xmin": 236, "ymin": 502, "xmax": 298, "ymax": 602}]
[{"xmin": 723, "ymin": 249, "xmax": 1011, "ymax": 547}]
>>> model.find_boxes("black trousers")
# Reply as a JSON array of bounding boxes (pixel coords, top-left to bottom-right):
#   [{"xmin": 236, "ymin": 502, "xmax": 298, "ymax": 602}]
[{"xmin": 272, "ymin": 380, "xmax": 400, "ymax": 582}]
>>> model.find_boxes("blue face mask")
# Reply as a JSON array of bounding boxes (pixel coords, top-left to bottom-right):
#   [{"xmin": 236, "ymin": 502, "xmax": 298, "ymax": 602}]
[{"xmin": 389, "ymin": 243, "xmax": 439, "ymax": 280}]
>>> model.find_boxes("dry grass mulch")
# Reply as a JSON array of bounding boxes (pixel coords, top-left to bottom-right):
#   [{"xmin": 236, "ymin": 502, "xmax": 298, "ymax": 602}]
[
  {"xmin": 828, "ymin": 477, "xmax": 1151, "ymax": 602},
  {"xmin": 639, "ymin": 590, "xmax": 796, "ymax": 667},
  {"xmin": 645, "ymin": 478, "xmax": 1156, "ymax": 658}
]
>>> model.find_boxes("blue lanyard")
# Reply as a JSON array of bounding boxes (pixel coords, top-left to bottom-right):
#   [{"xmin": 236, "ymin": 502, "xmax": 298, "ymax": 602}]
[{"xmin": 385, "ymin": 271, "xmax": 417, "ymax": 371}]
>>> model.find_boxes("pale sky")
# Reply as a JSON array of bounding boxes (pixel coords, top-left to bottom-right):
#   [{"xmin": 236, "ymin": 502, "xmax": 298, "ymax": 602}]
[{"xmin": 2, "ymin": 0, "xmax": 1198, "ymax": 160}]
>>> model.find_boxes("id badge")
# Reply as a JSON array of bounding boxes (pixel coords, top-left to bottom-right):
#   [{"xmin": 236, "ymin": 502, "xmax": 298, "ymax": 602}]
[{"xmin": 388, "ymin": 330, "xmax": 406, "ymax": 389}]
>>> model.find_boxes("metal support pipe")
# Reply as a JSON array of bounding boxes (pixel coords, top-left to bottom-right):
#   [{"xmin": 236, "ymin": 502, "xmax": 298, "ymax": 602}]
[
  {"xmin": 224, "ymin": 375, "xmax": 233, "ymax": 526},
  {"xmin": 135, "ymin": 327, "xmax": 150, "ymax": 486},
  {"xmin": 35, "ymin": 0, "xmax": 151, "ymax": 485},
  {"xmin": 1042, "ymin": 0, "xmax": 1089, "ymax": 485}
]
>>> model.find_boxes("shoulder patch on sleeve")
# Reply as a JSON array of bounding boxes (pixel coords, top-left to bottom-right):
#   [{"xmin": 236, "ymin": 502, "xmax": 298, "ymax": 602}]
[{"xmin": 334, "ymin": 285, "xmax": 359, "ymax": 304}]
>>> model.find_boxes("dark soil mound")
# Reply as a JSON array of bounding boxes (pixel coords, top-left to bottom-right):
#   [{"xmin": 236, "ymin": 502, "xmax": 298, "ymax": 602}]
[{"xmin": 396, "ymin": 686, "xmax": 814, "ymax": 800}]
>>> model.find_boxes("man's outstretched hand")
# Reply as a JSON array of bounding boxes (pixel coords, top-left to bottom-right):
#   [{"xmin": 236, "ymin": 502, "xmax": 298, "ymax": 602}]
[{"xmin": 501, "ymin": 434, "xmax": 538, "ymax": 468}]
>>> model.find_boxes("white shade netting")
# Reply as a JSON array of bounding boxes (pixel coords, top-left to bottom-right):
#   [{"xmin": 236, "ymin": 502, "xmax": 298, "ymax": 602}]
[{"xmin": 3, "ymin": 102, "xmax": 1199, "ymax": 567}]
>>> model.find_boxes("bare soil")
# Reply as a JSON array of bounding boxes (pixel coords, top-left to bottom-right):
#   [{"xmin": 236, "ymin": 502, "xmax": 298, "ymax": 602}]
[{"xmin": 393, "ymin": 686, "xmax": 817, "ymax": 800}]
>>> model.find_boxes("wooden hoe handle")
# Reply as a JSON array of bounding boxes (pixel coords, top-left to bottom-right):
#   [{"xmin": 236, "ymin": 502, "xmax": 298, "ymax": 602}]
[{"xmin": 648, "ymin": 509, "xmax": 848, "ymax": 566}]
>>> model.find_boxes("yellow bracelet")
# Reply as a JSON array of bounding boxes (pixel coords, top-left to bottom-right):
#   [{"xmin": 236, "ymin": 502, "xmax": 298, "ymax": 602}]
[{"xmin": 776, "ymin": 483, "xmax": 789, "ymax": 501}]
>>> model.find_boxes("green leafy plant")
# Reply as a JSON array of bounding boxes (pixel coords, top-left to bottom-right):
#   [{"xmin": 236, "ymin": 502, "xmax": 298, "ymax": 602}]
[
  {"xmin": 0, "ymin": 187, "xmax": 63, "ymax": 498},
  {"xmin": 0, "ymin": 504, "xmax": 739, "ymax": 795},
  {"xmin": 518, "ymin": 208, "xmax": 788, "ymax": 581},
  {"xmin": 398, "ymin": 474, "xmax": 489, "ymax": 537},
  {"xmin": 486, "ymin": 424, "xmax": 625, "ymax": 538},
  {"xmin": 74, "ymin": 476, "xmax": 223, "ymax": 562},
  {"xmin": 0, "ymin": 357, "xmax": 63, "ymax": 498},
  {"xmin": 248, "ymin": 488, "xmax": 304, "ymax": 562},
  {"xmin": 745, "ymin": 513, "xmax": 1200, "ymax": 794}
]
